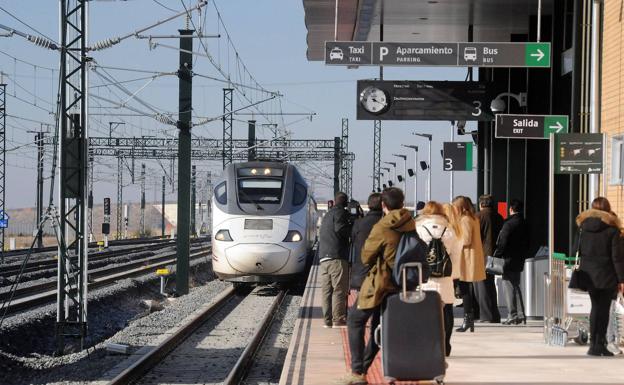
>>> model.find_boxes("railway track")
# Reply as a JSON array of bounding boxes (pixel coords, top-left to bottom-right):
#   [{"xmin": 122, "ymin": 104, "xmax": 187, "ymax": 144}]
[
  {"xmin": 0, "ymin": 246, "xmax": 212, "ymax": 316},
  {"xmin": 0, "ymin": 236, "xmax": 178, "ymax": 259},
  {"xmin": 108, "ymin": 286, "xmax": 287, "ymax": 385},
  {"xmin": 0, "ymin": 237, "xmax": 209, "ymax": 279}
]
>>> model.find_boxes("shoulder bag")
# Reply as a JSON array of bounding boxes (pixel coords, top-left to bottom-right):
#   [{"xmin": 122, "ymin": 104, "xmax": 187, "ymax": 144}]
[
  {"xmin": 568, "ymin": 229, "xmax": 591, "ymax": 292},
  {"xmin": 486, "ymin": 255, "xmax": 505, "ymax": 275}
]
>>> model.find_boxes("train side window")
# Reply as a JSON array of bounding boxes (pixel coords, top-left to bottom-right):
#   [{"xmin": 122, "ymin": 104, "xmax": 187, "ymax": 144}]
[
  {"xmin": 215, "ymin": 182, "xmax": 227, "ymax": 204},
  {"xmin": 293, "ymin": 183, "xmax": 307, "ymax": 206}
]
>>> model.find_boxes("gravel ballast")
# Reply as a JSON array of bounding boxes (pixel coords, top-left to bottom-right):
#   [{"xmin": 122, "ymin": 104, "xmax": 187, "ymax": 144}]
[{"xmin": 0, "ymin": 257, "xmax": 225, "ymax": 385}]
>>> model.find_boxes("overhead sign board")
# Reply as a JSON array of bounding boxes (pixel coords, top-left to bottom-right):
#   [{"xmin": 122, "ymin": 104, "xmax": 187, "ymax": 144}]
[
  {"xmin": 443, "ymin": 142, "xmax": 473, "ymax": 171},
  {"xmin": 357, "ymin": 80, "xmax": 501, "ymax": 121},
  {"xmin": 556, "ymin": 133, "xmax": 604, "ymax": 174},
  {"xmin": 324, "ymin": 41, "xmax": 372, "ymax": 66},
  {"xmin": 326, "ymin": 41, "xmax": 551, "ymax": 68},
  {"xmin": 495, "ymin": 114, "xmax": 569, "ymax": 139},
  {"xmin": 0, "ymin": 211, "xmax": 8, "ymax": 229}
]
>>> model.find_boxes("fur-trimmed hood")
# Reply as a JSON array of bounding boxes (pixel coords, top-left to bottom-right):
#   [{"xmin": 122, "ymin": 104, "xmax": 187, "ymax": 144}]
[{"xmin": 576, "ymin": 209, "xmax": 623, "ymax": 233}]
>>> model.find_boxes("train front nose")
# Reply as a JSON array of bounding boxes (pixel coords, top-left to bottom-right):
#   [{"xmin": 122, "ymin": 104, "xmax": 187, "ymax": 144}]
[{"xmin": 225, "ymin": 243, "xmax": 290, "ymax": 274}]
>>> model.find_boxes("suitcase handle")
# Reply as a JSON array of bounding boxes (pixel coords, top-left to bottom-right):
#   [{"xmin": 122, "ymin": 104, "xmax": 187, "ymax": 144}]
[
  {"xmin": 373, "ymin": 324, "xmax": 381, "ymax": 347},
  {"xmin": 400, "ymin": 262, "xmax": 426, "ymax": 303}
]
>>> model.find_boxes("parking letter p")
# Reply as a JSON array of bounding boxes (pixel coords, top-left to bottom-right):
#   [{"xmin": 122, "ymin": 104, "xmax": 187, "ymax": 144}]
[{"xmin": 379, "ymin": 47, "xmax": 389, "ymax": 61}]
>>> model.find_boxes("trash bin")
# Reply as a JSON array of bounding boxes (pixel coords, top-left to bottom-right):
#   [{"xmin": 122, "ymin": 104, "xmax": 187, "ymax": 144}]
[{"xmin": 522, "ymin": 246, "xmax": 549, "ymax": 319}]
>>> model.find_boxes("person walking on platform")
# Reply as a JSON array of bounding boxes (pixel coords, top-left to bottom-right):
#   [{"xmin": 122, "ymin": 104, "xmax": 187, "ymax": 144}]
[
  {"xmin": 474, "ymin": 195, "xmax": 503, "ymax": 323},
  {"xmin": 494, "ymin": 199, "xmax": 529, "ymax": 326},
  {"xmin": 575, "ymin": 197, "xmax": 624, "ymax": 356},
  {"xmin": 452, "ymin": 196, "xmax": 486, "ymax": 333},
  {"xmin": 340, "ymin": 188, "xmax": 413, "ymax": 385},
  {"xmin": 416, "ymin": 201, "xmax": 461, "ymax": 356},
  {"xmin": 318, "ymin": 191, "xmax": 352, "ymax": 328},
  {"xmin": 349, "ymin": 193, "xmax": 383, "ymax": 291}
]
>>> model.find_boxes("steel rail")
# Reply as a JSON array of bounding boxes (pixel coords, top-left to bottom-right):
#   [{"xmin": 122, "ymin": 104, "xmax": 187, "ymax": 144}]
[
  {"xmin": 0, "ymin": 249, "xmax": 211, "ymax": 315},
  {"xmin": 0, "ymin": 238, "xmax": 209, "ymax": 277},
  {"xmin": 107, "ymin": 286, "xmax": 236, "ymax": 385},
  {"xmin": 223, "ymin": 289, "xmax": 287, "ymax": 385}
]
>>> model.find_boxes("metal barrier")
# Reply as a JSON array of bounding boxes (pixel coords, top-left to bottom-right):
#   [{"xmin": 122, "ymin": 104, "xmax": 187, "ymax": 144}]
[{"xmin": 543, "ymin": 252, "xmax": 590, "ymax": 346}]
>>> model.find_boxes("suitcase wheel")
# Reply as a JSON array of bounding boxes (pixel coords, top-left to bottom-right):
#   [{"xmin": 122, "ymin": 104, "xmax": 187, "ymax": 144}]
[{"xmin": 435, "ymin": 375, "xmax": 445, "ymax": 385}]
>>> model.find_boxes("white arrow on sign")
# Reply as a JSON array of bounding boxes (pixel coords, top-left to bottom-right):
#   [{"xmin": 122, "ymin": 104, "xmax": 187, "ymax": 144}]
[
  {"xmin": 530, "ymin": 49, "xmax": 545, "ymax": 62},
  {"xmin": 549, "ymin": 121, "xmax": 564, "ymax": 133}
]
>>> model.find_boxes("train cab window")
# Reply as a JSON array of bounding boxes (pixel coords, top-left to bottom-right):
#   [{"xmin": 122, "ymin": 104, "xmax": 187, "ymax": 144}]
[
  {"xmin": 238, "ymin": 179, "xmax": 283, "ymax": 204},
  {"xmin": 215, "ymin": 182, "xmax": 227, "ymax": 204},
  {"xmin": 293, "ymin": 183, "xmax": 307, "ymax": 206}
]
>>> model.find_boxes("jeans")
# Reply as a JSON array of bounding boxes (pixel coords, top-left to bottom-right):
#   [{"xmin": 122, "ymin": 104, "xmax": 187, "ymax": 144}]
[
  {"xmin": 589, "ymin": 288, "xmax": 616, "ymax": 344},
  {"xmin": 503, "ymin": 271, "xmax": 525, "ymax": 319},
  {"xmin": 458, "ymin": 281, "xmax": 475, "ymax": 316},
  {"xmin": 443, "ymin": 304, "xmax": 454, "ymax": 355},
  {"xmin": 347, "ymin": 304, "xmax": 380, "ymax": 375},
  {"xmin": 319, "ymin": 259, "xmax": 349, "ymax": 324},
  {"xmin": 474, "ymin": 273, "xmax": 501, "ymax": 322}
]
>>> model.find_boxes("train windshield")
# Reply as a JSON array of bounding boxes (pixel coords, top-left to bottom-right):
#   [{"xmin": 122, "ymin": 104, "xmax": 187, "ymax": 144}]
[{"xmin": 238, "ymin": 178, "xmax": 283, "ymax": 204}]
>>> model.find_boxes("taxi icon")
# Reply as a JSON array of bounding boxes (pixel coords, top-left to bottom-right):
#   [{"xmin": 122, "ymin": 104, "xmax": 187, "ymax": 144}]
[{"xmin": 329, "ymin": 47, "xmax": 344, "ymax": 60}]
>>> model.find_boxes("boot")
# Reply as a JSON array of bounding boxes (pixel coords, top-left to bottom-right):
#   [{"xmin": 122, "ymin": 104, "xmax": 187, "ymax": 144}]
[
  {"xmin": 588, "ymin": 336, "xmax": 614, "ymax": 357},
  {"xmin": 455, "ymin": 313, "xmax": 474, "ymax": 333}
]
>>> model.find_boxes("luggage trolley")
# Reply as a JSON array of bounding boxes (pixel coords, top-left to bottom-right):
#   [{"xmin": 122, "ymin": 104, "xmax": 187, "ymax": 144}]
[{"xmin": 543, "ymin": 253, "xmax": 590, "ymax": 346}]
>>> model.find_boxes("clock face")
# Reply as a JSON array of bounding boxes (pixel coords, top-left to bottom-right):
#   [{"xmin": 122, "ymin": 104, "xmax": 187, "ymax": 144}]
[{"xmin": 359, "ymin": 86, "xmax": 389, "ymax": 114}]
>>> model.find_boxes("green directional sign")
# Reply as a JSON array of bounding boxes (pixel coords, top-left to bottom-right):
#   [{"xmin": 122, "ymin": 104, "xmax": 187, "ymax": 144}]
[
  {"xmin": 544, "ymin": 116, "xmax": 569, "ymax": 135},
  {"xmin": 525, "ymin": 43, "xmax": 551, "ymax": 67},
  {"xmin": 496, "ymin": 114, "xmax": 569, "ymax": 139},
  {"xmin": 443, "ymin": 142, "xmax": 473, "ymax": 171}
]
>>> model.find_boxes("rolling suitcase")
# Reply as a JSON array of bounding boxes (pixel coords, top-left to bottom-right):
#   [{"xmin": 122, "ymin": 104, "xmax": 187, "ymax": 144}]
[{"xmin": 375, "ymin": 262, "xmax": 446, "ymax": 384}]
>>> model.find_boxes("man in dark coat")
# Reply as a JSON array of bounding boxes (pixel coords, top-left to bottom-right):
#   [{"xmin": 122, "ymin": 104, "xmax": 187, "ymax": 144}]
[
  {"xmin": 474, "ymin": 195, "xmax": 503, "ymax": 323},
  {"xmin": 318, "ymin": 192, "xmax": 352, "ymax": 328},
  {"xmin": 349, "ymin": 193, "xmax": 383, "ymax": 290},
  {"xmin": 493, "ymin": 199, "xmax": 529, "ymax": 324}
]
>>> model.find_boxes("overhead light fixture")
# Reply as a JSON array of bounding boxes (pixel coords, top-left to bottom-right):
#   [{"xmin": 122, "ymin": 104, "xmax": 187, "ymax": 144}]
[
  {"xmin": 490, "ymin": 92, "xmax": 527, "ymax": 112},
  {"xmin": 419, "ymin": 17, "xmax": 428, "ymax": 20}
]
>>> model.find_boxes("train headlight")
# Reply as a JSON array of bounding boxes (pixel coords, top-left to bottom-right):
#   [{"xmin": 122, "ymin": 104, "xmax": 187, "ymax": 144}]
[
  {"xmin": 215, "ymin": 229, "xmax": 233, "ymax": 242},
  {"xmin": 283, "ymin": 230, "xmax": 302, "ymax": 242}
]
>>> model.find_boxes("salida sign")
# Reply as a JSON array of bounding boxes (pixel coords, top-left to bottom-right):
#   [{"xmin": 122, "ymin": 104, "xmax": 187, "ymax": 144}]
[{"xmin": 495, "ymin": 114, "xmax": 569, "ymax": 139}]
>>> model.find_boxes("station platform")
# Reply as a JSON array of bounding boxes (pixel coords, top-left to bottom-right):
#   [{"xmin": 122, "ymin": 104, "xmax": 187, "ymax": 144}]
[{"xmin": 279, "ymin": 264, "xmax": 624, "ymax": 385}]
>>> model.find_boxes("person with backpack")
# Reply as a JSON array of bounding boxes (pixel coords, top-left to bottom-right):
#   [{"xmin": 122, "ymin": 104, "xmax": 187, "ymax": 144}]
[
  {"xmin": 416, "ymin": 201, "xmax": 461, "ymax": 356},
  {"xmin": 349, "ymin": 193, "xmax": 383, "ymax": 291},
  {"xmin": 339, "ymin": 187, "xmax": 419, "ymax": 385}
]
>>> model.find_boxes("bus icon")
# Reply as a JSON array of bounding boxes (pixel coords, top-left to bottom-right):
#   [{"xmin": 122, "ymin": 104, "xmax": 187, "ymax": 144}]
[{"xmin": 464, "ymin": 47, "xmax": 477, "ymax": 62}]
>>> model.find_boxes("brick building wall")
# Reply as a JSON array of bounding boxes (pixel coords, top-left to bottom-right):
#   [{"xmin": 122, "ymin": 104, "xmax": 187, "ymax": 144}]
[{"xmin": 602, "ymin": 0, "xmax": 624, "ymax": 216}]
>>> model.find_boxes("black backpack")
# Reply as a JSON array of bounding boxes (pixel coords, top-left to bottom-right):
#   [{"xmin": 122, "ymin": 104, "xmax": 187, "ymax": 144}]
[
  {"xmin": 392, "ymin": 230, "xmax": 430, "ymax": 290},
  {"xmin": 423, "ymin": 226, "xmax": 453, "ymax": 278}
]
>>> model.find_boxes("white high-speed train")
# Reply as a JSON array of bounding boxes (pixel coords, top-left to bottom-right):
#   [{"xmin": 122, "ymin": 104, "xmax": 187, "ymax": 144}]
[{"xmin": 211, "ymin": 161, "xmax": 318, "ymax": 285}]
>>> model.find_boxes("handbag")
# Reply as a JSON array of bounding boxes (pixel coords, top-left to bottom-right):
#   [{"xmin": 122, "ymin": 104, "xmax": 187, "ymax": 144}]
[
  {"xmin": 568, "ymin": 230, "xmax": 590, "ymax": 292},
  {"xmin": 485, "ymin": 255, "xmax": 505, "ymax": 275}
]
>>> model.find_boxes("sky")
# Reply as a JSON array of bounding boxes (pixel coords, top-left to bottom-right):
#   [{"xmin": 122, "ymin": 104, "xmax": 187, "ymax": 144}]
[{"xmin": 0, "ymin": 0, "xmax": 477, "ymax": 211}]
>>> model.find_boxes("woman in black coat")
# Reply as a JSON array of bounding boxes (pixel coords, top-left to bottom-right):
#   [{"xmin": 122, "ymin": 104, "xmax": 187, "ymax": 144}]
[{"xmin": 576, "ymin": 197, "xmax": 624, "ymax": 356}]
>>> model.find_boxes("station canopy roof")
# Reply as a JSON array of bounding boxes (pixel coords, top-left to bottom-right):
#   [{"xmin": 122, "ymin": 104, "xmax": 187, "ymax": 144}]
[{"xmin": 303, "ymin": 0, "xmax": 553, "ymax": 61}]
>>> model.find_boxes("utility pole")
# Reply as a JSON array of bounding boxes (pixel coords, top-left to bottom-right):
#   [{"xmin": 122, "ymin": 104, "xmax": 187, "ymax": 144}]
[
  {"xmin": 206, "ymin": 171, "xmax": 212, "ymax": 234},
  {"xmin": 176, "ymin": 27, "xmax": 193, "ymax": 296},
  {"xmin": 248, "ymin": 120, "xmax": 256, "ymax": 161},
  {"xmin": 373, "ymin": 0, "xmax": 384, "ymax": 193},
  {"xmin": 35, "ymin": 131, "xmax": 45, "ymax": 249},
  {"xmin": 116, "ymin": 155, "xmax": 123, "ymax": 240},
  {"xmin": 56, "ymin": 0, "xmax": 88, "ymax": 354},
  {"xmin": 334, "ymin": 137, "xmax": 341, "ymax": 195},
  {"xmin": 191, "ymin": 164, "xmax": 196, "ymax": 237},
  {"xmin": 88, "ymin": 152, "xmax": 94, "ymax": 242},
  {"xmin": 161, "ymin": 175, "xmax": 165, "ymax": 237},
  {"xmin": 0, "ymin": 82, "xmax": 5, "ymax": 262},
  {"xmin": 222, "ymin": 88, "xmax": 233, "ymax": 168},
  {"xmin": 140, "ymin": 163, "xmax": 145, "ymax": 237}
]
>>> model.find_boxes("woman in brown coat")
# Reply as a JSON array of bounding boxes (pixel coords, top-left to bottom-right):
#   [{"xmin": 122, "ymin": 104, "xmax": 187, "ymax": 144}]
[{"xmin": 452, "ymin": 196, "xmax": 486, "ymax": 332}]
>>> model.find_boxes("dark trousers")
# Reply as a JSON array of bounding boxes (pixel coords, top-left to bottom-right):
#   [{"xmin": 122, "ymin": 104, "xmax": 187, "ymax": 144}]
[
  {"xmin": 474, "ymin": 273, "xmax": 501, "ymax": 322},
  {"xmin": 347, "ymin": 303, "xmax": 380, "ymax": 375},
  {"xmin": 443, "ymin": 304, "xmax": 454, "ymax": 355},
  {"xmin": 502, "ymin": 271, "xmax": 525, "ymax": 319},
  {"xmin": 458, "ymin": 281, "xmax": 475, "ymax": 316},
  {"xmin": 588, "ymin": 288, "xmax": 615, "ymax": 344}
]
